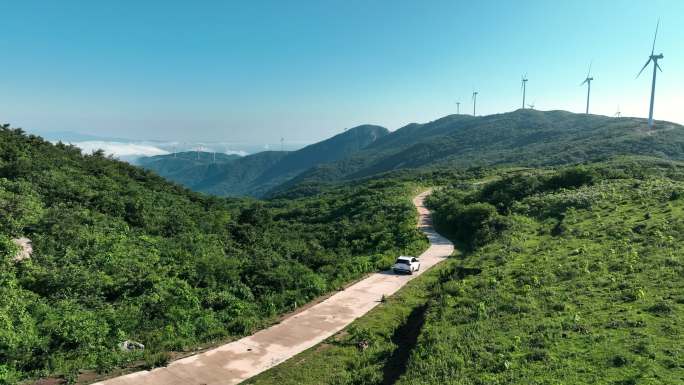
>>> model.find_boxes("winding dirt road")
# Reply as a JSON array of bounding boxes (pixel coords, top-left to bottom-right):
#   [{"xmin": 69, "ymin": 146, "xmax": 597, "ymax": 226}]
[{"xmin": 94, "ymin": 190, "xmax": 454, "ymax": 385}]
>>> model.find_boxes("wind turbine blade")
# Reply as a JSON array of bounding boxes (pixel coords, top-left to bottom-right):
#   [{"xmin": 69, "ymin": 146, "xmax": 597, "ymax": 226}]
[
  {"xmin": 636, "ymin": 58, "xmax": 652, "ymax": 78},
  {"xmin": 580, "ymin": 79, "xmax": 588, "ymax": 86},
  {"xmin": 652, "ymin": 19, "xmax": 660, "ymax": 55},
  {"xmin": 587, "ymin": 61, "xmax": 593, "ymax": 78},
  {"xmin": 656, "ymin": 62, "xmax": 662, "ymax": 72}
]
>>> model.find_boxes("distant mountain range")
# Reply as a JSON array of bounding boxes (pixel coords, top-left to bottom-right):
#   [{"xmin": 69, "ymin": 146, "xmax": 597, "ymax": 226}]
[
  {"xmin": 137, "ymin": 151, "xmax": 243, "ymax": 187},
  {"xmin": 139, "ymin": 124, "xmax": 389, "ymax": 197},
  {"xmin": 139, "ymin": 109, "xmax": 684, "ymax": 197},
  {"xmin": 281, "ymin": 110, "xmax": 684, "ymax": 190}
]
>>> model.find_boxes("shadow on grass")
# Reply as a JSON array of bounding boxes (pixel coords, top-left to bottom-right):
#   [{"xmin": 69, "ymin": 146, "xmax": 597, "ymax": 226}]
[{"xmin": 381, "ymin": 304, "xmax": 428, "ymax": 385}]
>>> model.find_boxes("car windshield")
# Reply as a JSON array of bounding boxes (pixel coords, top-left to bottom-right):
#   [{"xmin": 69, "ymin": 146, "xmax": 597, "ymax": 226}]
[{"xmin": 395, "ymin": 259, "xmax": 410, "ymax": 265}]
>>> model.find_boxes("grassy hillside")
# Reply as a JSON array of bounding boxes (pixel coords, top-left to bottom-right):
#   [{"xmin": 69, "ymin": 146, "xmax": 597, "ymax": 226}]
[
  {"xmin": 248, "ymin": 158, "xmax": 684, "ymax": 385},
  {"xmin": 140, "ymin": 125, "xmax": 389, "ymax": 197},
  {"xmin": 136, "ymin": 151, "xmax": 242, "ymax": 187},
  {"xmin": 283, "ymin": 110, "xmax": 684, "ymax": 192},
  {"xmin": 0, "ymin": 125, "xmax": 425, "ymax": 384},
  {"xmin": 405, "ymin": 160, "xmax": 684, "ymax": 384}
]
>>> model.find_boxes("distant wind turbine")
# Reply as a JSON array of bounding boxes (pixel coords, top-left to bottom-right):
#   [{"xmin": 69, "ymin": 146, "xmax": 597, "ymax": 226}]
[
  {"xmin": 527, "ymin": 101, "xmax": 536, "ymax": 110},
  {"xmin": 280, "ymin": 137, "xmax": 284, "ymax": 151},
  {"xmin": 615, "ymin": 105, "xmax": 622, "ymax": 118},
  {"xmin": 636, "ymin": 20, "xmax": 664, "ymax": 129},
  {"xmin": 456, "ymin": 101, "xmax": 460, "ymax": 115},
  {"xmin": 521, "ymin": 75, "xmax": 528, "ymax": 109},
  {"xmin": 580, "ymin": 62, "xmax": 593, "ymax": 114},
  {"xmin": 472, "ymin": 91, "xmax": 478, "ymax": 116}
]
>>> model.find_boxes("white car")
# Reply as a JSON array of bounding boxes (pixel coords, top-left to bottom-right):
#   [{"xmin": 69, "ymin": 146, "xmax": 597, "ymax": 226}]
[{"xmin": 392, "ymin": 256, "xmax": 420, "ymax": 274}]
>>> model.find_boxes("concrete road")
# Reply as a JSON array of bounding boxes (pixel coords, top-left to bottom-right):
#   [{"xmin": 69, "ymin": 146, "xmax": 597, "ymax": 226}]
[{"xmin": 94, "ymin": 190, "xmax": 454, "ymax": 385}]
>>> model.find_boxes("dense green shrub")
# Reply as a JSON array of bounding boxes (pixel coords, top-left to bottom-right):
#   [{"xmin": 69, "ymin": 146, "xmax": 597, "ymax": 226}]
[{"xmin": 429, "ymin": 191, "xmax": 507, "ymax": 249}]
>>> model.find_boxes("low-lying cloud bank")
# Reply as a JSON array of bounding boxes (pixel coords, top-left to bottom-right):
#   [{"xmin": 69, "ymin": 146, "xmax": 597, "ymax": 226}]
[
  {"xmin": 74, "ymin": 141, "xmax": 170, "ymax": 157},
  {"xmin": 63, "ymin": 140, "xmax": 252, "ymax": 163},
  {"xmin": 39, "ymin": 130, "xmax": 307, "ymax": 163}
]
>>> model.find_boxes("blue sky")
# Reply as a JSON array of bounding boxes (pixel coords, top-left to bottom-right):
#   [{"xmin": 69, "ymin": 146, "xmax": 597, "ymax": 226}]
[{"xmin": 1, "ymin": 0, "xmax": 682, "ymax": 143}]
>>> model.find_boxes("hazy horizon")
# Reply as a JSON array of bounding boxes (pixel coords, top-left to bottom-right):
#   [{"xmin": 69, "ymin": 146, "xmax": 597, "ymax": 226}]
[{"xmin": 2, "ymin": 1, "xmax": 683, "ymax": 143}]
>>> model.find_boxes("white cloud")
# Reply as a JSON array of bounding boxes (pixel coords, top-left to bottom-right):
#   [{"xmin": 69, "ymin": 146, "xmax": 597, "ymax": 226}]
[
  {"xmin": 224, "ymin": 149, "xmax": 249, "ymax": 156},
  {"xmin": 63, "ymin": 140, "xmax": 253, "ymax": 161},
  {"xmin": 69, "ymin": 141, "xmax": 170, "ymax": 158}
]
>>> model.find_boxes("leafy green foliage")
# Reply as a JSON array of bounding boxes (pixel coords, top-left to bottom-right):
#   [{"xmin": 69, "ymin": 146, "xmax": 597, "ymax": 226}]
[
  {"xmin": 0, "ymin": 125, "xmax": 425, "ymax": 383},
  {"xmin": 427, "ymin": 197, "xmax": 507, "ymax": 249}
]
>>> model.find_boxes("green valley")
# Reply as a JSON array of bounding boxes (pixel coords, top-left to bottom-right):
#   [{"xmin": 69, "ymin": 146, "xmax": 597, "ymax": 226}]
[
  {"xmin": 139, "ymin": 125, "xmax": 389, "ymax": 197},
  {"xmin": 0, "ymin": 125, "xmax": 424, "ymax": 384}
]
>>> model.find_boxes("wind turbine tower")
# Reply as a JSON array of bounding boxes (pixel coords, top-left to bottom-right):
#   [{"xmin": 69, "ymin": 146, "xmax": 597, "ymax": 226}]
[
  {"xmin": 637, "ymin": 20, "xmax": 664, "ymax": 129},
  {"xmin": 456, "ymin": 101, "xmax": 460, "ymax": 115},
  {"xmin": 472, "ymin": 91, "xmax": 478, "ymax": 116},
  {"xmin": 580, "ymin": 62, "xmax": 593, "ymax": 114},
  {"xmin": 521, "ymin": 75, "xmax": 528, "ymax": 109}
]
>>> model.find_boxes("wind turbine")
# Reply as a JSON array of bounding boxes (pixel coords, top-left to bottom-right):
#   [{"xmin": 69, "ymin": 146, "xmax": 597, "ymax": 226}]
[
  {"xmin": 580, "ymin": 62, "xmax": 593, "ymax": 114},
  {"xmin": 521, "ymin": 75, "xmax": 528, "ymax": 109},
  {"xmin": 456, "ymin": 101, "xmax": 461, "ymax": 114},
  {"xmin": 280, "ymin": 137, "xmax": 284, "ymax": 151},
  {"xmin": 615, "ymin": 105, "xmax": 622, "ymax": 118},
  {"xmin": 637, "ymin": 20, "xmax": 664, "ymax": 129},
  {"xmin": 472, "ymin": 91, "xmax": 478, "ymax": 116},
  {"xmin": 527, "ymin": 101, "xmax": 536, "ymax": 110}
]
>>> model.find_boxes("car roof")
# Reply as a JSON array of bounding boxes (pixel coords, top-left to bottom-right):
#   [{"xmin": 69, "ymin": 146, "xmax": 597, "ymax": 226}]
[{"xmin": 397, "ymin": 256, "xmax": 412, "ymax": 260}]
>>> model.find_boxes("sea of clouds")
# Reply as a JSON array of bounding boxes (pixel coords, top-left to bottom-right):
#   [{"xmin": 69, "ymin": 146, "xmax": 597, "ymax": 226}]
[
  {"xmin": 36, "ymin": 130, "xmax": 307, "ymax": 164},
  {"xmin": 68, "ymin": 140, "xmax": 254, "ymax": 163}
]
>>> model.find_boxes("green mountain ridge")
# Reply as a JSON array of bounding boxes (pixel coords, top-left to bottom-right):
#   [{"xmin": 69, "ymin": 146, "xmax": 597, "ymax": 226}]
[
  {"xmin": 136, "ymin": 151, "xmax": 242, "ymax": 187},
  {"xmin": 139, "ymin": 124, "xmax": 389, "ymax": 197},
  {"xmin": 282, "ymin": 110, "xmax": 684, "ymax": 193},
  {"xmin": 138, "ymin": 110, "xmax": 684, "ymax": 199}
]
